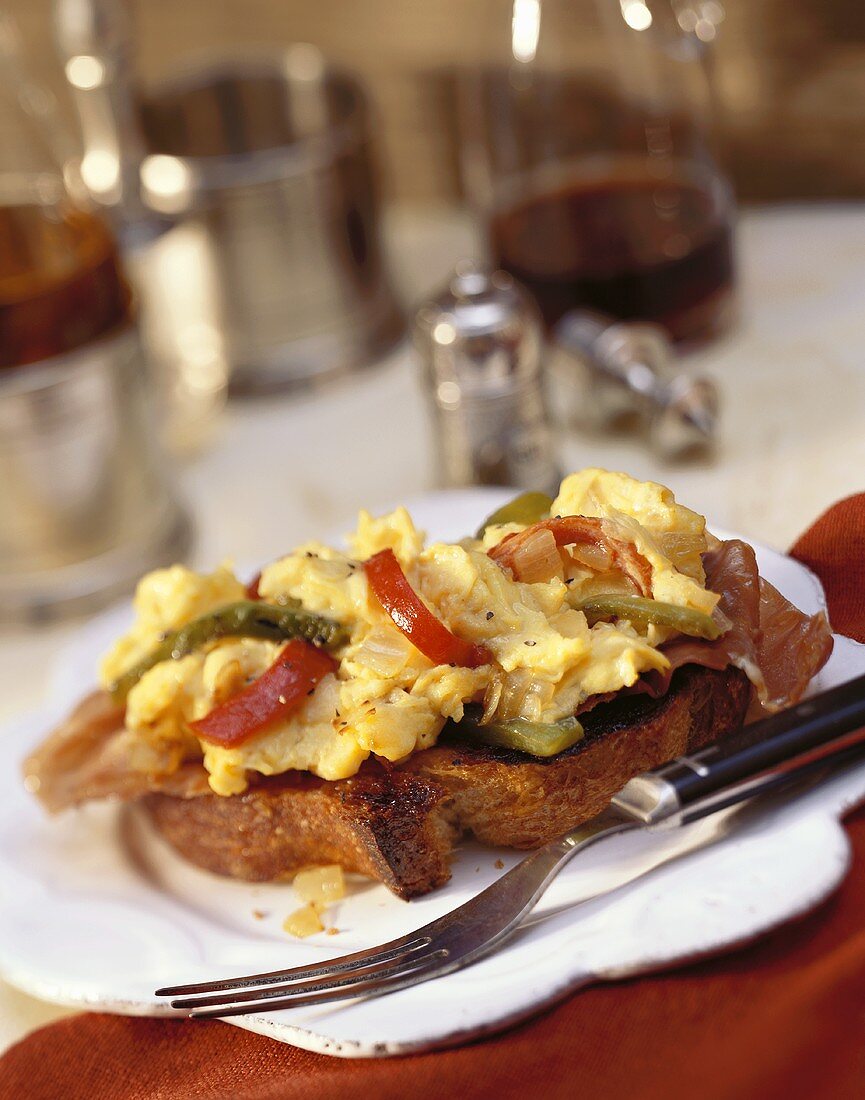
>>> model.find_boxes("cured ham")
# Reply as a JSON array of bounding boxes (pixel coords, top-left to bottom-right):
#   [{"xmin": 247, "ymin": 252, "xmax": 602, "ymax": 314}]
[
  {"xmin": 641, "ymin": 540, "xmax": 833, "ymax": 714},
  {"xmin": 23, "ymin": 691, "xmax": 209, "ymax": 813}
]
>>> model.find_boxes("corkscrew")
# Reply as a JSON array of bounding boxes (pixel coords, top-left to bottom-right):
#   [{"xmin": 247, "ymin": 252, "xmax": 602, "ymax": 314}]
[{"xmin": 549, "ymin": 311, "xmax": 719, "ymax": 460}]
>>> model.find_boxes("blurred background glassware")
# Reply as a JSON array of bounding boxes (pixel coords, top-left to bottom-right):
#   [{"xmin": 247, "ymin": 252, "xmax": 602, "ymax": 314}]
[
  {"xmin": 0, "ymin": 328, "xmax": 193, "ymax": 623},
  {"xmin": 0, "ymin": 24, "xmax": 191, "ymax": 623},
  {"xmin": 53, "ymin": 0, "xmax": 163, "ymax": 247},
  {"xmin": 53, "ymin": 0, "xmax": 227, "ymax": 454},
  {"xmin": 133, "ymin": 47, "xmax": 404, "ymax": 396},
  {"xmin": 457, "ymin": 0, "xmax": 735, "ymax": 345}
]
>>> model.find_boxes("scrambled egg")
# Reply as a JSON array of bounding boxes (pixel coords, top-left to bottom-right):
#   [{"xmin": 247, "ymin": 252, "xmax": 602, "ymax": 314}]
[{"xmin": 99, "ymin": 469, "xmax": 718, "ymax": 796}]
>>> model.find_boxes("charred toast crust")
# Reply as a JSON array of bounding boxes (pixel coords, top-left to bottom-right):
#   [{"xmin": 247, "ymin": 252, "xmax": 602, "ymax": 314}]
[
  {"xmin": 409, "ymin": 665, "xmax": 751, "ymax": 850},
  {"xmin": 143, "ymin": 664, "xmax": 751, "ymax": 899},
  {"xmin": 143, "ymin": 764, "xmax": 456, "ymax": 899}
]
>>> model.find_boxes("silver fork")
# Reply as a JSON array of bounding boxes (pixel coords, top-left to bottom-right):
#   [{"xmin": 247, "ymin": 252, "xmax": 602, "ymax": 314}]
[{"xmin": 158, "ymin": 674, "xmax": 865, "ymax": 1019}]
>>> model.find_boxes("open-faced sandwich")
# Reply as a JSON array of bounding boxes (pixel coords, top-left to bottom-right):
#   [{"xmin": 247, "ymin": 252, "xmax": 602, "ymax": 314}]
[{"xmin": 25, "ymin": 469, "xmax": 833, "ymax": 899}]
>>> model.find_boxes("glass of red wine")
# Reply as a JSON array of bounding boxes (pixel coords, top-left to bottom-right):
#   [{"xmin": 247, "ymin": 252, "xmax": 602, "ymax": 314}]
[{"xmin": 458, "ymin": 1, "xmax": 734, "ymax": 345}]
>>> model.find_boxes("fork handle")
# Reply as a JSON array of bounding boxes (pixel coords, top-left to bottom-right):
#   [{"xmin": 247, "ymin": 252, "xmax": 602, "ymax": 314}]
[{"xmin": 612, "ymin": 672, "xmax": 865, "ymax": 826}]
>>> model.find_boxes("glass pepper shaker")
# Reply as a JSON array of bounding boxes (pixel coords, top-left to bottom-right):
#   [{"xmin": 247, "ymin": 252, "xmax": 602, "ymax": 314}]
[{"xmin": 413, "ymin": 262, "xmax": 560, "ymax": 494}]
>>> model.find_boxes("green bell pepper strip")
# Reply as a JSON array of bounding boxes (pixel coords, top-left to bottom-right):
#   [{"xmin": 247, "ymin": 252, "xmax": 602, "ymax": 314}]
[
  {"xmin": 576, "ymin": 594, "xmax": 723, "ymax": 640},
  {"xmin": 453, "ymin": 708, "xmax": 584, "ymax": 757},
  {"xmin": 109, "ymin": 600, "xmax": 347, "ymax": 703},
  {"xmin": 475, "ymin": 491, "xmax": 554, "ymax": 538}
]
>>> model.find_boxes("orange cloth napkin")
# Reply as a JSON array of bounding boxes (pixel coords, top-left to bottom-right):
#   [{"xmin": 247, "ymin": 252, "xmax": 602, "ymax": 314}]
[{"xmin": 4, "ymin": 495, "xmax": 865, "ymax": 1100}]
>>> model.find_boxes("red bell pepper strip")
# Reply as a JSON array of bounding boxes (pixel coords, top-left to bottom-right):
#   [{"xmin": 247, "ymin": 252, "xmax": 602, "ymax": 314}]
[
  {"xmin": 364, "ymin": 548, "xmax": 492, "ymax": 668},
  {"xmin": 190, "ymin": 639, "xmax": 337, "ymax": 748},
  {"xmin": 488, "ymin": 516, "xmax": 653, "ymax": 595},
  {"xmin": 245, "ymin": 572, "xmax": 261, "ymax": 600}
]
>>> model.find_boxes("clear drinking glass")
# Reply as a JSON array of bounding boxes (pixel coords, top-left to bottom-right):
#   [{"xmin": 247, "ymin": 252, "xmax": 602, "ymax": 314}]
[
  {"xmin": 458, "ymin": 0, "xmax": 734, "ymax": 345},
  {"xmin": 0, "ymin": 20, "xmax": 191, "ymax": 621}
]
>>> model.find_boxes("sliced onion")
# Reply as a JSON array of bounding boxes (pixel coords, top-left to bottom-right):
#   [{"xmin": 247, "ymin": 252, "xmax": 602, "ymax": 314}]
[
  {"xmin": 657, "ymin": 532, "xmax": 705, "ymax": 573},
  {"xmin": 495, "ymin": 668, "xmax": 533, "ymax": 722},
  {"xmin": 353, "ymin": 627, "xmax": 413, "ymax": 676},
  {"xmin": 511, "ymin": 528, "xmax": 564, "ymax": 584},
  {"xmin": 569, "ymin": 542, "xmax": 613, "ymax": 572},
  {"xmin": 481, "ymin": 668, "xmax": 504, "ymax": 725},
  {"xmin": 522, "ymin": 677, "xmax": 554, "ymax": 721},
  {"xmin": 294, "ymin": 864, "xmax": 346, "ymax": 905},
  {"xmin": 283, "ymin": 903, "xmax": 324, "ymax": 938},
  {"xmin": 480, "ymin": 668, "xmax": 556, "ymax": 725}
]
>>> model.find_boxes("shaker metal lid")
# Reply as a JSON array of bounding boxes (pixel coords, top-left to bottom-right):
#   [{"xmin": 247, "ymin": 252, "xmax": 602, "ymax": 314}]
[{"xmin": 413, "ymin": 262, "xmax": 543, "ymax": 396}]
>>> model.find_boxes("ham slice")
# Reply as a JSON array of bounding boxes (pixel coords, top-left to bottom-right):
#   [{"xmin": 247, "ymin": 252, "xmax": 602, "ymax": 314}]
[
  {"xmin": 24, "ymin": 691, "xmax": 210, "ymax": 813},
  {"xmin": 640, "ymin": 540, "xmax": 833, "ymax": 714}
]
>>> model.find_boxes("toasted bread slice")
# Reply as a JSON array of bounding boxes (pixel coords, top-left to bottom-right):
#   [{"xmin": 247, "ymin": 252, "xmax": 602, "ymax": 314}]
[{"xmin": 142, "ymin": 664, "xmax": 750, "ymax": 899}]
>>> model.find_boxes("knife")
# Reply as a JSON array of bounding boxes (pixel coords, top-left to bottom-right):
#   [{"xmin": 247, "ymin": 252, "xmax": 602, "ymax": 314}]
[{"xmin": 611, "ymin": 670, "xmax": 865, "ymax": 828}]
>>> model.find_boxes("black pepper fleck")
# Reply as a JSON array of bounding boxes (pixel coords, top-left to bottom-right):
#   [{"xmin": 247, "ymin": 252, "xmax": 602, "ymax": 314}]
[
  {"xmin": 524, "ymin": 640, "xmax": 537, "ymax": 647},
  {"xmin": 486, "ymin": 611, "xmax": 494, "ymax": 620}
]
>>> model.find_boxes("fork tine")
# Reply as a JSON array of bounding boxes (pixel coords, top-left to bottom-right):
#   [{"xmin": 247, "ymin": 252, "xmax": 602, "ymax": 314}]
[
  {"xmin": 170, "ymin": 948, "xmax": 446, "ymax": 1011},
  {"xmin": 155, "ymin": 933, "xmax": 432, "ymax": 998},
  {"xmin": 187, "ymin": 953, "xmax": 450, "ymax": 1020}
]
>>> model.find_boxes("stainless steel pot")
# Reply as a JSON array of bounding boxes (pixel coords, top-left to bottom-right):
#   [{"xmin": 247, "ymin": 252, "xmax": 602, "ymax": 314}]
[{"xmin": 137, "ymin": 48, "xmax": 404, "ymax": 395}]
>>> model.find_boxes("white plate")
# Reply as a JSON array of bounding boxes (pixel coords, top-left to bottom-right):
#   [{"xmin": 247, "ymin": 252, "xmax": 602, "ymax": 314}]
[{"xmin": 1, "ymin": 489, "xmax": 864, "ymax": 1057}]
